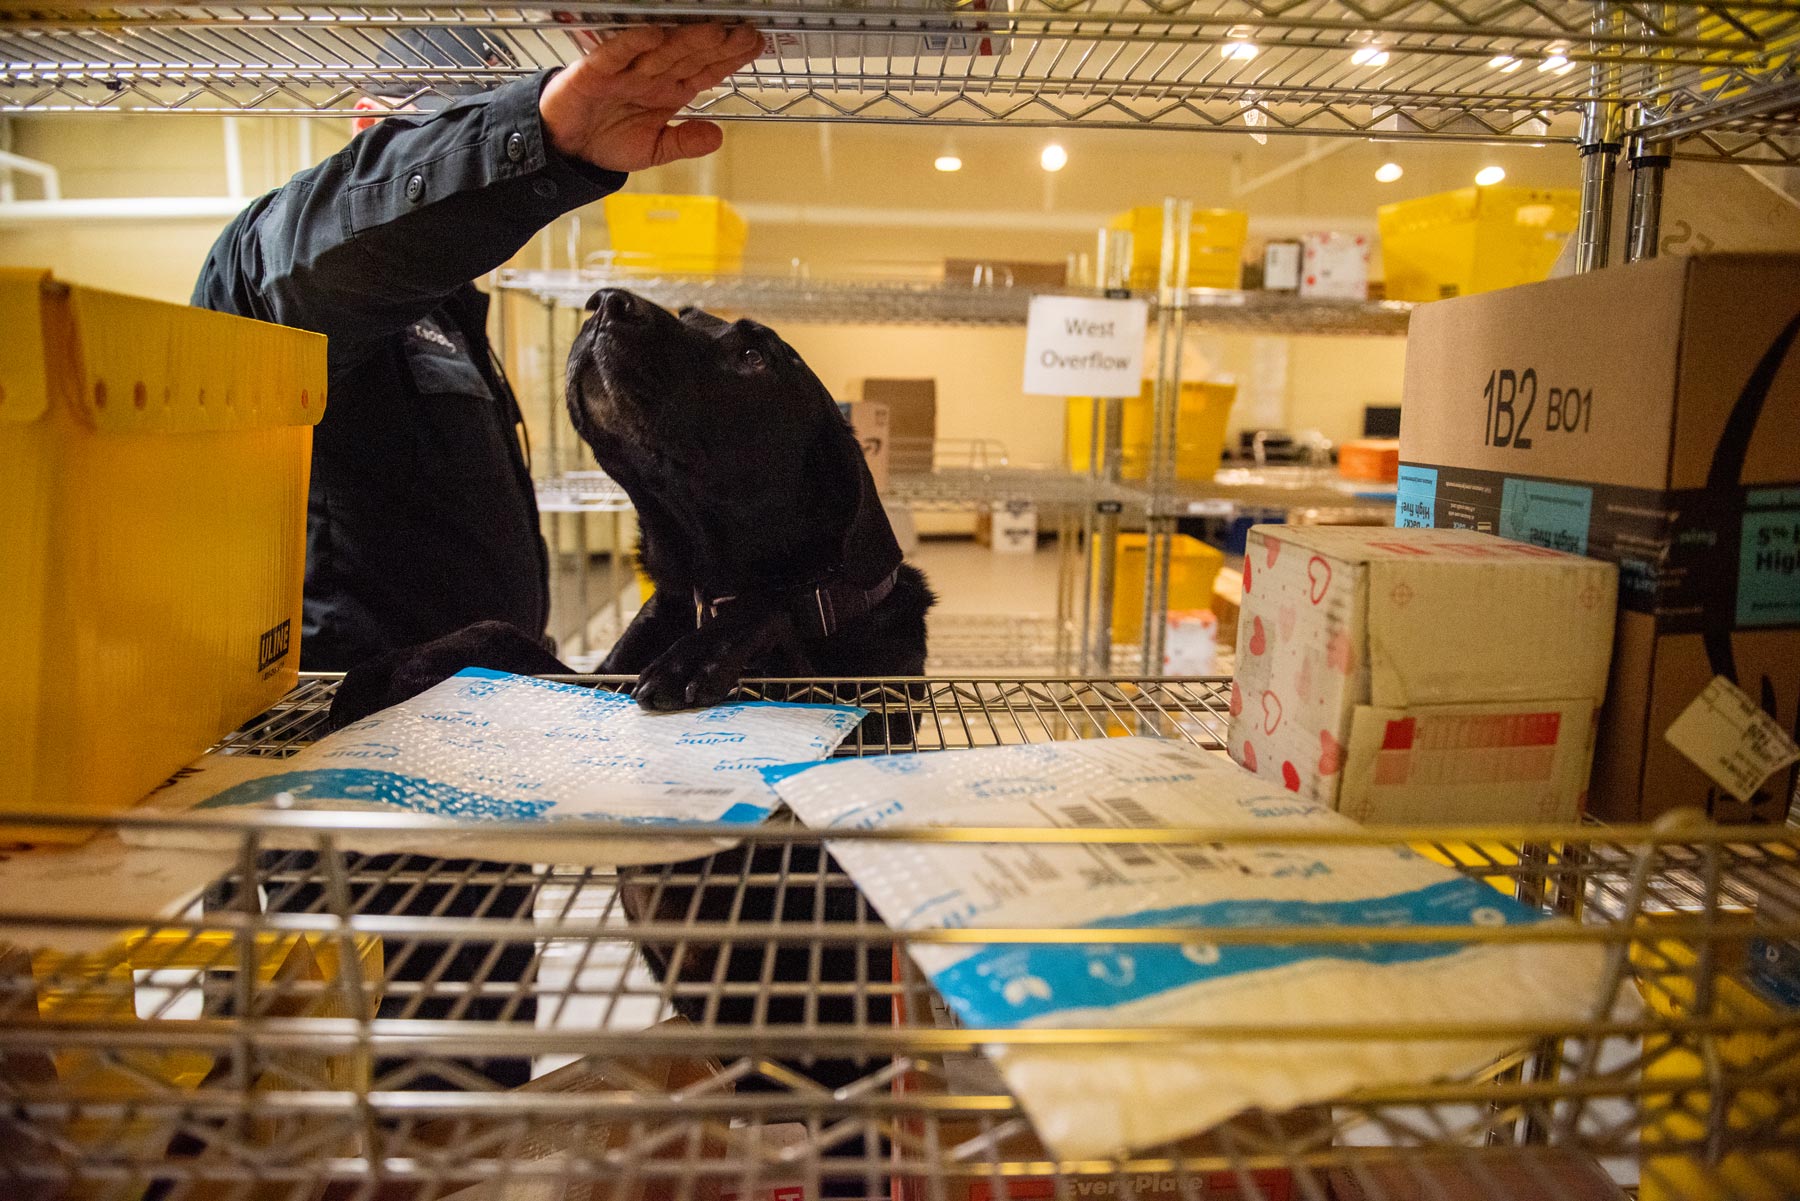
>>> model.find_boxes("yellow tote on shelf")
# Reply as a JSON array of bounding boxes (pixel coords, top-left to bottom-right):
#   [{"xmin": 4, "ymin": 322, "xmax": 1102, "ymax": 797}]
[
  {"xmin": 1633, "ymin": 914, "xmax": 1800, "ymax": 1201},
  {"xmin": 0, "ymin": 270, "xmax": 324, "ymax": 843},
  {"xmin": 1112, "ymin": 533, "xmax": 1225, "ymax": 646},
  {"xmin": 1108, "ymin": 206, "xmax": 1248, "ymax": 291},
  {"xmin": 1067, "ymin": 379, "xmax": 1235, "ymax": 481},
  {"xmin": 20, "ymin": 929, "xmax": 383, "ymax": 1201},
  {"xmin": 1378, "ymin": 185, "xmax": 1579, "ymax": 302},
  {"xmin": 604, "ymin": 194, "xmax": 748, "ymax": 274}
]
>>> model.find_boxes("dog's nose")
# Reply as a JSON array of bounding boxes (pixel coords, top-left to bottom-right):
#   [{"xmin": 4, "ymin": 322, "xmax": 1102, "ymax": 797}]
[{"xmin": 587, "ymin": 289, "xmax": 649, "ymax": 324}]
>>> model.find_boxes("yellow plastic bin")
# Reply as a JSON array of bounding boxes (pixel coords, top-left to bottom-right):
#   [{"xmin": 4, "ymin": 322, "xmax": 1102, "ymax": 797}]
[
  {"xmin": 603, "ymin": 194, "xmax": 748, "ymax": 274},
  {"xmin": 0, "ymin": 270, "xmax": 324, "ymax": 842},
  {"xmin": 1112, "ymin": 533, "xmax": 1225, "ymax": 646},
  {"xmin": 20, "ymin": 929, "xmax": 382, "ymax": 1200},
  {"xmin": 1378, "ymin": 186, "xmax": 1579, "ymax": 302},
  {"xmin": 1633, "ymin": 915, "xmax": 1800, "ymax": 1201},
  {"xmin": 1109, "ymin": 206, "xmax": 1248, "ymax": 291},
  {"xmin": 1067, "ymin": 380, "xmax": 1236, "ymax": 481}
]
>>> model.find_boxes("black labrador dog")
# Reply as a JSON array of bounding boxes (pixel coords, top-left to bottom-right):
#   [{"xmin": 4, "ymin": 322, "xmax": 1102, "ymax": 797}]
[
  {"xmin": 330, "ymin": 290, "xmax": 931, "ymax": 726},
  {"xmin": 569, "ymin": 288, "xmax": 933, "ymax": 704},
  {"xmin": 568, "ymin": 291, "xmax": 926, "ymax": 1086}
]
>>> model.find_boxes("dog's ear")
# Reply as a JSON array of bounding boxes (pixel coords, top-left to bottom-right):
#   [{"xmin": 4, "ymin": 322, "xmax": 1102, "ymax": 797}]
[
  {"xmin": 678, "ymin": 306, "xmax": 732, "ymax": 335},
  {"xmin": 806, "ymin": 405, "xmax": 904, "ymax": 585}
]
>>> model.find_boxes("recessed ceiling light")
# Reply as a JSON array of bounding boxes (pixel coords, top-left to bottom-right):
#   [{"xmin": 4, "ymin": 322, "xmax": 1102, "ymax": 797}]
[
  {"xmin": 1375, "ymin": 162, "xmax": 1404, "ymax": 183},
  {"xmin": 1540, "ymin": 54, "xmax": 1570, "ymax": 73},
  {"xmin": 1221, "ymin": 41, "xmax": 1259, "ymax": 60},
  {"xmin": 1040, "ymin": 143, "xmax": 1068, "ymax": 171},
  {"xmin": 1475, "ymin": 165, "xmax": 1506, "ymax": 186},
  {"xmin": 1489, "ymin": 54, "xmax": 1520, "ymax": 72},
  {"xmin": 934, "ymin": 154, "xmax": 962, "ymax": 172},
  {"xmin": 1351, "ymin": 47, "xmax": 1390, "ymax": 67}
]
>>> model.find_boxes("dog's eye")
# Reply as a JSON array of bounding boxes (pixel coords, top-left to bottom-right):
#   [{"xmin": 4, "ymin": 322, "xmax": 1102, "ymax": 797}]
[{"xmin": 740, "ymin": 348, "xmax": 767, "ymax": 371}]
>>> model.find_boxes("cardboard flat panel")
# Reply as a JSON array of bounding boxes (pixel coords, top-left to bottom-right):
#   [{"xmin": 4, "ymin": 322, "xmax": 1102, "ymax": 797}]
[{"xmin": 1401, "ymin": 257, "xmax": 1689, "ymax": 491}]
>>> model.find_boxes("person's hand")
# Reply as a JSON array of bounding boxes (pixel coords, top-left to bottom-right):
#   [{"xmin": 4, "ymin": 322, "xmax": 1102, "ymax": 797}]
[{"xmin": 540, "ymin": 24, "xmax": 762, "ymax": 172}]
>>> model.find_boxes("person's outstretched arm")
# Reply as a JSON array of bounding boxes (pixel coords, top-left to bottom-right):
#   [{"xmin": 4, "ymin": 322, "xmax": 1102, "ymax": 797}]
[{"xmin": 193, "ymin": 23, "xmax": 761, "ymax": 372}]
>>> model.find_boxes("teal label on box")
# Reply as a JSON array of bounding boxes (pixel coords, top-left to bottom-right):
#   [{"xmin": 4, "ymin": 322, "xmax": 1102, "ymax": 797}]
[
  {"xmin": 1739, "ymin": 503, "xmax": 1800, "ymax": 627},
  {"xmin": 1396, "ymin": 465, "xmax": 1436, "ymax": 528},
  {"xmin": 1499, "ymin": 477, "xmax": 1592, "ymax": 555}
]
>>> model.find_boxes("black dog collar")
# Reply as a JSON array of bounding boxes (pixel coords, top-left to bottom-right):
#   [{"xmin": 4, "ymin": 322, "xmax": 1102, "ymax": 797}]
[{"xmin": 694, "ymin": 568, "xmax": 901, "ymax": 638}]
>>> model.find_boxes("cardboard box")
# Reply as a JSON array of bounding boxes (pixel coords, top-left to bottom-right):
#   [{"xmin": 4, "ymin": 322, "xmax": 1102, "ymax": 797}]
[
  {"xmin": 1299, "ymin": 233, "xmax": 1370, "ymax": 300},
  {"xmin": 840, "ymin": 399, "xmax": 891, "ymax": 491},
  {"xmin": 1398, "ymin": 254, "xmax": 1800, "ymax": 823},
  {"xmin": 1227, "ymin": 526, "xmax": 1617, "ymax": 824},
  {"xmin": 974, "ymin": 499, "xmax": 1037, "ymax": 553},
  {"xmin": 1326, "ymin": 1150, "xmax": 1625, "ymax": 1200},
  {"xmin": 861, "ymin": 378, "xmax": 937, "ymax": 474},
  {"xmin": 943, "ymin": 259, "xmax": 1068, "ymax": 289},
  {"xmin": 0, "ymin": 269, "xmax": 323, "ymax": 842}
]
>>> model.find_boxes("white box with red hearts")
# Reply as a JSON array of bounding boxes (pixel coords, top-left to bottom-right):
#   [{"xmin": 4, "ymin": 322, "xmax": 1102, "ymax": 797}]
[
  {"xmin": 1226, "ymin": 525, "xmax": 1618, "ymax": 824},
  {"xmin": 1298, "ymin": 232, "xmax": 1370, "ymax": 300}
]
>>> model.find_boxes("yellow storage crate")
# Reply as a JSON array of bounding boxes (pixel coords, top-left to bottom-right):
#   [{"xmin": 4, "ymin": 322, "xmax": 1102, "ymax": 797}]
[
  {"xmin": 604, "ymin": 193, "xmax": 748, "ymax": 274},
  {"xmin": 1378, "ymin": 186, "xmax": 1580, "ymax": 302},
  {"xmin": 1067, "ymin": 379, "xmax": 1235, "ymax": 482},
  {"xmin": 0, "ymin": 270, "xmax": 324, "ymax": 842},
  {"xmin": 1109, "ymin": 206, "xmax": 1248, "ymax": 291},
  {"xmin": 1112, "ymin": 533, "xmax": 1225, "ymax": 645},
  {"xmin": 1633, "ymin": 914, "xmax": 1800, "ymax": 1201},
  {"xmin": 18, "ymin": 929, "xmax": 382, "ymax": 1200}
]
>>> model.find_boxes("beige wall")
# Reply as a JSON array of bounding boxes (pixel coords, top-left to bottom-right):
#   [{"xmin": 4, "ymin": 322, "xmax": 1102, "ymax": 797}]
[{"xmin": 4, "ymin": 110, "xmax": 1795, "ymax": 476}]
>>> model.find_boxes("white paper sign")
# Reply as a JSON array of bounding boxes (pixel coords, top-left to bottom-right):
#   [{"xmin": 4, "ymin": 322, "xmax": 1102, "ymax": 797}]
[
  {"xmin": 1022, "ymin": 295, "xmax": 1148, "ymax": 397},
  {"xmin": 1664, "ymin": 675, "xmax": 1800, "ymax": 804}
]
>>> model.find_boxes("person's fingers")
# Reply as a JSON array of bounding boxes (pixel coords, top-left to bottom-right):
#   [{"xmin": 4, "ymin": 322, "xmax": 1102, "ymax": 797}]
[
  {"xmin": 686, "ymin": 25, "xmax": 762, "ymax": 86},
  {"xmin": 654, "ymin": 119, "xmax": 725, "ymax": 165},
  {"xmin": 628, "ymin": 22, "xmax": 729, "ymax": 81},
  {"xmin": 566, "ymin": 24, "xmax": 666, "ymax": 81},
  {"xmin": 680, "ymin": 52, "xmax": 752, "ymax": 97}
]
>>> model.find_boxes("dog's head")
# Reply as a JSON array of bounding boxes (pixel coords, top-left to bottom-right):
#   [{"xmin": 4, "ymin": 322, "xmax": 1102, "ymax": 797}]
[
  {"xmin": 565, "ymin": 289, "xmax": 897, "ymax": 590},
  {"xmin": 567, "ymin": 289, "xmax": 838, "ymax": 481}
]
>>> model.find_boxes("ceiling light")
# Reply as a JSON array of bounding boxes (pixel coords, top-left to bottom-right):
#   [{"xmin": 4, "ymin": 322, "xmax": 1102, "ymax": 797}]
[
  {"xmin": 934, "ymin": 154, "xmax": 962, "ymax": 172},
  {"xmin": 1540, "ymin": 54, "xmax": 1570, "ymax": 73},
  {"xmin": 1475, "ymin": 165, "xmax": 1506, "ymax": 186},
  {"xmin": 1040, "ymin": 143, "xmax": 1068, "ymax": 171},
  {"xmin": 1351, "ymin": 47, "xmax": 1390, "ymax": 67},
  {"xmin": 1489, "ymin": 54, "xmax": 1520, "ymax": 72},
  {"xmin": 1221, "ymin": 41, "xmax": 1259, "ymax": 60},
  {"xmin": 1375, "ymin": 162, "xmax": 1404, "ymax": 183}
]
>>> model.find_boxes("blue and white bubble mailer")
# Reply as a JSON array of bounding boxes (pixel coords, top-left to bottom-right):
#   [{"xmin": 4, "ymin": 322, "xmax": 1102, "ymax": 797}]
[
  {"xmin": 129, "ymin": 669, "xmax": 865, "ymax": 865},
  {"xmin": 769, "ymin": 737, "xmax": 1617, "ymax": 1160}
]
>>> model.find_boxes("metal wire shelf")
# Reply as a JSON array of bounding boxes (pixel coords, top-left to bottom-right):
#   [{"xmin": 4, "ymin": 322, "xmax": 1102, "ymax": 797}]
[
  {"xmin": 4, "ymin": 0, "xmax": 1791, "ymax": 158},
  {"xmin": 501, "ymin": 269, "xmax": 1417, "ymax": 335},
  {"xmin": 0, "ymin": 0, "xmax": 1792, "ymax": 156},
  {"xmin": 3, "ymin": 675, "xmax": 1799, "ymax": 1201},
  {"xmin": 1151, "ymin": 467, "xmax": 1397, "ymax": 521}
]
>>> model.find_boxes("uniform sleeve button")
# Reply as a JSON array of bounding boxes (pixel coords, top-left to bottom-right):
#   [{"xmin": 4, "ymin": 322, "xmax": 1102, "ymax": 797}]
[
  {"xmin": 405, "ymin": 173, "xmax": 424, "ymax": 202},
  {"xmin": 532, "ymin": 178, "xmax": 558, "ymax": 199},
  {"xmin": 505, "ymin": 131, "xmax": 525, "ymax": 162}
]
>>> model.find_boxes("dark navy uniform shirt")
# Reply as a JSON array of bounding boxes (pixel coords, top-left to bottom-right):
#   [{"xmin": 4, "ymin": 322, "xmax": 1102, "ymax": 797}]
[{"xmin": 193, "ymin": 72, "xmax": 625, "ymax": 669}]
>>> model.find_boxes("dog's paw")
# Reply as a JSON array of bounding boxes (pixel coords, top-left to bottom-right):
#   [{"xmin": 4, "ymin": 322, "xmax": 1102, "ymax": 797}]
[{"xmin": 633, "ymin": 641, "xmax": 741, "ymax": 711}]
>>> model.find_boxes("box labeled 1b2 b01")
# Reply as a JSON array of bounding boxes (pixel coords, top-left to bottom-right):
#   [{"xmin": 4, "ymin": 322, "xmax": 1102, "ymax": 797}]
[{"xmin": 1399, "ymin": 253, "xmax": 1800, "ymax": 823}]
